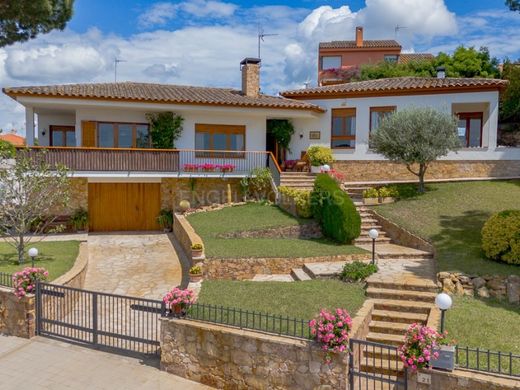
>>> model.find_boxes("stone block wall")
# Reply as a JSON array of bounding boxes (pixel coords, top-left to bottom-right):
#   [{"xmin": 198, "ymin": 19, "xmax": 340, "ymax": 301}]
[
  {"xmin": 160, "ymin": 318, "xmax": 347, "ymax": 390},
  {"xmin": 204, "ymin": 253, "xmax": 371, "ymax": 280},
  {"xmin": 408, "ymin": 368, "xmax": 520, "ymax": 390},
  {"xmin": 333, "ymin": 160, "xmax": 520, "ymax": 182},
  {"xmin": 0, "ymin": 287, "xmax": 35, "ymax": 338},
  {"xmin": 161, "ymin": 178, "xmax": 242, "ymax": 210},
  {"xmin": 173, "ymin": 213, "xmax": 203, "ymax": 260},
  {"xmin": 50, "ymin": 177, "xmax": 88, "ymax": 216},
  {"xmin": 216, "ymin": 222, "xmax": 322, "ymax": 239}
]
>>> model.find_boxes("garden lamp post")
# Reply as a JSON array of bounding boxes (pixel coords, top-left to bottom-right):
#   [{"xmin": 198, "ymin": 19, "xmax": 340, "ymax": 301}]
[
  {"xmin": 368, "ymin": 229, "xmax": 379, "ymax": 265},
  {"xmin": 435, "ymin": 292, "xmax": 453, "ymax": 333},
  {"xmin": 28, "ymin": 248, "xmax": 38, "ymax": 268}
]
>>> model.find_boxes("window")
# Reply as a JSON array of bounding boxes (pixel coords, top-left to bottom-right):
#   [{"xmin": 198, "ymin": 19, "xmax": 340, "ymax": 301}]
[
  {"xmin": 97, "ymin": 122, "xmax": 150, "ymax": 148},
  {"xmin": 195, "ymin": 124, "xmax": 245, "ymax": 157},
  {"xmin": 384, "ymin": 55, "xmax": 398, "ymax": 63},
  {"xmin": 331, "ymin": 108, "xmax": 356, "ymax": 149},
  {"xmin": 50, "ymin": 126, "xmax": 76, "ymax": 147},
  {"xmin": 370, "ymin": 106, "xmax": 396, "ymax": 132},
  {"xmin": 457, "ymin": 113, "xmax": 483, "ymax": 148},
  {"xmin": 321, "ymin": 56, "xmax": 342, "ymax": 70}
]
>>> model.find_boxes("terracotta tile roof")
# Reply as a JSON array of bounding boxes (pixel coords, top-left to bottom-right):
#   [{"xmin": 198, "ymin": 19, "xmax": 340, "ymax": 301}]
[
  {"xmin": 281, "ymin": 77, "xmax": 508, "ymax": 98},
  {"xmin": 3, "ymin": 82, "xmax": 325, "ymax": 112},
  {"xmin": 320, "ymin": 40, "xmax": 401, "ymax": 49},
  {"xmin": 398, "ymin": 53, "xmax": 434, "ymax": 64},
  {"xmin": 0, "ymin": 133, "xmax": 25, "ymax": 146}
]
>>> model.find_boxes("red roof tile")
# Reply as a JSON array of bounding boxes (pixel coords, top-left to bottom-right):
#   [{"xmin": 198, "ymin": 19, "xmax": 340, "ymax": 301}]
[
  {"xmin": 0, "ymin": 133, "xmax": 25, "ymax": 146},
  {"xmin": 320, "ymin": 40, "xmax": 401, "ymax": 49}
]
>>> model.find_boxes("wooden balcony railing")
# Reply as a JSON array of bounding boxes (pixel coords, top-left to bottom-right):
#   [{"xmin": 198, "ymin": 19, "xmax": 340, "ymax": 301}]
[{"xmin": 15, "ymin": 147, "xmax": 279, "ymax": 175}]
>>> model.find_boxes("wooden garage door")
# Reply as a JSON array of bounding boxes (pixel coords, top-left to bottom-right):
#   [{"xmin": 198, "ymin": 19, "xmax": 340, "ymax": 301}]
[{"xmin": 88, "ymin": 183, "xmax": 161, "ymax": 232}]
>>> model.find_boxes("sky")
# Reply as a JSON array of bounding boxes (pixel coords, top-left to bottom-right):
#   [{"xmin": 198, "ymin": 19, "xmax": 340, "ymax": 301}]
[{"xmin": 1, "ymin": 0, "xmax": 520, "ymax": 134}]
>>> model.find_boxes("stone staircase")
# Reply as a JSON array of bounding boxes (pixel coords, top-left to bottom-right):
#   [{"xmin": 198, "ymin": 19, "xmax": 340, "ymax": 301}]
[{"xmin": 279, "ymin": 172, "xmax": 316, "ymax": 190}]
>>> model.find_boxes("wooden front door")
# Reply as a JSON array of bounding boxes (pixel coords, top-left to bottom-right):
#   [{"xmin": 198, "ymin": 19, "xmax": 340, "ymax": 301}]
[{"xmin": 88, "ymin": 183, "xmax": 161, "ymax": 232}]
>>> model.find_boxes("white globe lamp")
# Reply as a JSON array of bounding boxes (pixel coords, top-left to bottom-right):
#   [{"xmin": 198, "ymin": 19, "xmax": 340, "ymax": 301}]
[
  {"xmin": 321, "ymin": 164, "xmax": 331, "ymax": 172},
  {"xmin": 435, "ymin": 293, "xmax": 453, "ymax": 333},
  {"xmin": 28, "ymin": 247, "xmax": 38, "ymax": 267},
  {"xmin": 368, "ymin": 229, "xmax": 379, "ymax": 265}
]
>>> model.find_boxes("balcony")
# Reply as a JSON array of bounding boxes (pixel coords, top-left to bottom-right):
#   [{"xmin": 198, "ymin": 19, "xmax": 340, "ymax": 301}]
[{"xmin": 16, "ymin": 147, "xmax": 281, "ymax": 181}]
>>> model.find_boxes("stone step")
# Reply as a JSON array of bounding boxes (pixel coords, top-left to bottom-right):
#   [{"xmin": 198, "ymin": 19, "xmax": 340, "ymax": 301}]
[
  {"xmin": 367, "ymin": 287, "xmax": 436, "ymax": 303},
  {"xmin": 360, "ymin": 359, "xmax": 404, "ymax": 376},
  {"xmin": 371, "ymin": 309, "xmax": 428, "ymax": 325},
  {"xmin": 372, "ymin": 299, "xmax": 433, "ymax": 315},
  {"xmin": 366, "ymin": 279, "xmax": 438, "ymax": 293},
  {"xmin": 369, "ymin": 320, "xmax": 410, "ymax": 335},
  {"xmin": 290, "ymin": 267, "xmax": 313, "ymax": 281},
  {"xmin": 302, "ymin": 261, "xmax": 346, "ymax": 278},
  {"xmin": 363, "ymin": 347, "xmax": 402, "ymax": 363},
  {"xmin": 251, "ymin": 274, "xmax": 294, "ymax": 282},
  {"xmin": 358, "ymin": 218, "xmax": 379, "ymax": 224},
  {"xmin": 355, "ymin": 237, "xmax": 392, "ymax": 244},
  {"xmin": 360, "ymin": 225, "xmax": 383, "ymax": 232},
  {"xmin": 376, "ymin": 253, "xmax": 433, "ymax": 260},
  {"xmin": 281, "ymin": 172, "xmax": 316, "ymax": 176},
  {"xmin": 366, "ymin": 332, "xmax": 405, "ymax": 347}
]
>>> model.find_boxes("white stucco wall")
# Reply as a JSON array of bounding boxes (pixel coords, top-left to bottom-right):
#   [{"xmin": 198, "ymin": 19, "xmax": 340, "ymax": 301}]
[
  {"xmin": 288, "ymin": 90, "xmax": 520, "ymax": 161},
  {"xmin": 36, "ymin": 113, "xmax": 75, "ymax": 146}
]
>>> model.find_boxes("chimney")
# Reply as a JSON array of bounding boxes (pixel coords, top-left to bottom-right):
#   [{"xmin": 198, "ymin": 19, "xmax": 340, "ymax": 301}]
[
  {"xmin": 356, "ymin": 26, "xmax": 363, "ymax": 47},
  {"xmin": 240, "ymin": 57, "xmax": 261, "ymax": 98},
  {"xmin": 436, "ymin": 66, "xmax": 446, "ymax": 79}
]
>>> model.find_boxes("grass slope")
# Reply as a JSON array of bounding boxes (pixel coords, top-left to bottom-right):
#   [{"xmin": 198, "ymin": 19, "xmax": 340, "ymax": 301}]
[{"xmin": 0, "ymin": 241, "xmax": 80, "ymax": 282}]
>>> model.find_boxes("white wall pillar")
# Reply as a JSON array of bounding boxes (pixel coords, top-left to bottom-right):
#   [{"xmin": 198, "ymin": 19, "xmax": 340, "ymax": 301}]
[
  {"xmin": 488, "ymin": 95, "xmax": 499, "ymax": 150},
  {"xmin": 25, "ymin": 107, "xmax": 35, "ymax": 146}
]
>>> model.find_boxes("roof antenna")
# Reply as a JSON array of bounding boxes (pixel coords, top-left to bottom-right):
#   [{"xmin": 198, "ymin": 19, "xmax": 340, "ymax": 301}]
[
  {"xmin": 394, "ymin": 25, "xmax": 407, "ymax": 39},
  {"xmin": 258, "ymin": 25, "xmax": 278, "ymax": 60},
  {"xmin": 303, "ymin": 78, "xmax": 312, "ymax": 89},
  {"xmin": 114, "ymin": 58, "xmax": 126, "ymax": 82}
]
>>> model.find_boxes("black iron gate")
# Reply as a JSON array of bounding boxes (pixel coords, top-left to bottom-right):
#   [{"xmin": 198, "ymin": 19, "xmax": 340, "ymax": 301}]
[
  {"xmin": 36, "ymin": 282, "xmax": 164, "ymax": 355},
  {"xmin": 349, "ymin": 338, "xmax": 407, "ymax": 390}
]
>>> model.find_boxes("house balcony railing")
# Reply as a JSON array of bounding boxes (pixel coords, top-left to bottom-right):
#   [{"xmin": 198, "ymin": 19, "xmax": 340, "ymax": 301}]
[{"xmin": 15, "ymin": 147, "xmax": 281, "ymax": 178}]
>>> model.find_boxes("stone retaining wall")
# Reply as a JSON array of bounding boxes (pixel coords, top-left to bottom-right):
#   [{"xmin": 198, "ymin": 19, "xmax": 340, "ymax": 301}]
[
  {"xmin": 333, "ymin": 160, "xmax": 520, "ymax": 182},
  {"xmin": 173, "ymin": 213, "xmax": 203, "ymax": 261},
  {"xmin": 217, "ymin": 222, "xmax": 322, "ymax": 239},
  {"xmin": 408, "ymin": 368, "xmax": 520, "ymax": 389},
  {"xmin": 204, "ymin": 253, "xmax": 371, "ymax": 280},
  {"xmin": 160, "ymin": 318, "xmax": 347, "ymax": 389},
  {"xmin": 371, "ymin": 210, "xmax": 435, "ymax": 253},
  {"xmin": 53, "ymin": 242, "xmax": 88, "ymax": 289},
  {"xmin": 0, "ymin": 287, "xmax": 35, "ymax": 338}
]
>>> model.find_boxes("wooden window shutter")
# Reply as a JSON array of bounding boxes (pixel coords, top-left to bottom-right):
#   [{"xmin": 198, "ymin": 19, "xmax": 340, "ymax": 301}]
[{"xmin": 81, "ymin": 121, "xmax": 97, "ymax": 147}]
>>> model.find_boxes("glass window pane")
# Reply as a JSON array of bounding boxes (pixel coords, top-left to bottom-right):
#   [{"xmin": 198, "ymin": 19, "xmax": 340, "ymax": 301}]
[
  {"xmin": 66, "ymin": 131, "xmax": 76, "ymax": 146},
  {"xmin": 52, "ymin": 131, "xmax": 64, "ymax": 146},
  {"xmin": 213, "ymin": 133, "xmax": 227, "ymax": 150},
  {"xmin": 136, "ymin": 125, "xmax": 149, "ymax": 148},
  {"xmin": 230, "ymin": 134, "xmax": 244, "ymax": 150},
  {"xmin": 332, "ymin": 117, "xmax": 344, "ymax": 136},
  {"xmin": 98, "ymin": 123, "xmax": 115, "ymax": 147},
  {"xmin": 457, "ymin": 120, "xmax": 467, "ymax": 146},
  {"xmin": 385, "ymin": 55, "xmax": 398, "ymax": 63},
  {"xmin": 346, "ymin": 116, "xmax": 356, "ymax": 136},
  {"xmin": 332, "ymin": 139, "xmax": 355, "ymax": 148},
  {"xmin": 469, "ymin": 118, "xmax": 481, "ymax": 147},
  {"xmin": 195, "ymin": 132, "xmax": 210, "ymax": 150},
  {"xmin": 322, "ymin": 56, "xmax": 341, "ymax": 69},
  {"xmin": 118, "ymin": 124, "xmax": 133, "ymax": 148}
]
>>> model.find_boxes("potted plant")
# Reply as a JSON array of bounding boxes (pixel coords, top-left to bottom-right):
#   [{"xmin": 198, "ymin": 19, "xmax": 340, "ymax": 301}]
[
  {"xmin": 157, "ymin": 209, "xmax": 174, "ymax": 232},
  {"xmin": 362, "ymin": 187, "xmax": 380, "ymax": 205},
  {"xmin": 378, "ymin": 186, "xmax": 398, "ymax": 204},
  {"xmin": 201, "ymin": 163, "xmax": 216, "ymax": 172},
  {"xmin": 162, "ymin": 287, "xmax": 195, "ymax": 317},
  {"xmin": 306, "ymin": 145, "xmax": 333, "ymax": 173},
  {"xmin": 398, "ymin": 323, "xmax": 442, "ymax": 372},
  {"xmin": 70, "ymin": 208, "xmax": 88, "ymax": 233},
  {"xmin": 183, "ymin": 163, "xmax": 198, "ymax": 172},
  {"xmin": 431, "ymin": 334, "xmax": 455, "ymax": 371},
  {"xmin": 189, "ymin": 265, "xmax": 203, "ymax": 283},
  {"xmin": 191, "ymin": 243, "xmax": 204, "ymax": 258},
  {"xmin": 219, "ymin": 164, "xmax": 235, "ymax": 173},
  {"xmin": 309, "ymin": 308, "xmax": 352, "ymax": 363}
]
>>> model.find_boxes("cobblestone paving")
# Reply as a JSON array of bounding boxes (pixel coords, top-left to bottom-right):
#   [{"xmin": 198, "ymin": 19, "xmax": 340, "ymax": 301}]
[
  {"xmin": 0, "ymin": 335, "xmax": 211, "ymax": 390},
  {"xmin": 84, "ymin": 233, "xmax": 182, "ymax": 299}
]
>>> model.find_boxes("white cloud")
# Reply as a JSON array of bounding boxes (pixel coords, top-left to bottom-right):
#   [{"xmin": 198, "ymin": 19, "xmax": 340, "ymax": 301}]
[
  {"xmin": 143, "ymin": 63, "xmax": 179, "ymax": 80},
  {"xmin": 138, "ymin": 3, "xmax": 176, "ymax": 28}
]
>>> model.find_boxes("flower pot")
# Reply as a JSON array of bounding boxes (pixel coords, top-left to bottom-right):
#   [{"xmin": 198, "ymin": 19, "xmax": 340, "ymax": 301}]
[
  {"xmin": 163, "ymin": 227, "xmax": 172, "ymax": 233},
  {"xmin": 379, "ymin": 197, "xmax": 395, "ymax": 204},
  {"xmin": 310, "ymin": 165, "xmax": 321, "ymax": 173},
  {"xmin": 363, "ymin": 197, "xmax": 380, "ymax": 205},
  {"xmin": 431, "ymin": 345, "xmax": 455, "ymax": 371},
  {"xmin": 192, "ymin": 249, "xmax": 203, "ymax": 258},
  {"xmin": 189, "ymin": 273, "xmax": 203, "ymax": 283}
]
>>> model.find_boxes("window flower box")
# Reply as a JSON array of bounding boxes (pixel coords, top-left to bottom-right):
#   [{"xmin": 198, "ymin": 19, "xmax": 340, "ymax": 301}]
[
  {"xmin": 219, "ymin": 164, "xmax": 235, "ymax": 173},
  {"xmin": 184, "ymin": 164, "xmax": 199, "ymax": 172},
  {"xmin": 201, "ymin": 163, "xmax": 217, "ymax": 172}
]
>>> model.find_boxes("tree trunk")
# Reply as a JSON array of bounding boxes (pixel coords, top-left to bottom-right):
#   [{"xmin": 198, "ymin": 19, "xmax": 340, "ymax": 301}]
[
  {"xmin": 418, "ymin": 163, "xmax": 428, "ymax": 193},
  {"xmin": 17, "ymin": 234, "xmax": 25, "ymax": 265}
]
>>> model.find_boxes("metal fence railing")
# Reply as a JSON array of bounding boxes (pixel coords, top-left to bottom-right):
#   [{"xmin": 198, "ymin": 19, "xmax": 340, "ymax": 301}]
[
  {"xmin": 0, "ymin": 272, "xmax": 12, "ymax": 288},
  {"xmin": 182, "ymin": 302, "xmax": 311, "ymax": 340},
  {"xmin": 456, "ymin": 345, "xmax": 520, "ymax": 377}
]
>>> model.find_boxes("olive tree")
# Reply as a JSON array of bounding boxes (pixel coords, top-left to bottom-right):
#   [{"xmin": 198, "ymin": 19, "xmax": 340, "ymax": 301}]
[
  {"xmin": 370, "ymin": 107, "xmax": 460, "ymax": 193},
  {"xmin": 0, "ymin": 150, "xmax": 70, "ymax": 264}
]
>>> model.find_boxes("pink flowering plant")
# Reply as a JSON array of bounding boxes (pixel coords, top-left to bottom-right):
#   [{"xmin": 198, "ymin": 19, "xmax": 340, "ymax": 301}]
[
  {"xmin": 12, "ymin": 267, "xmax": 48, "ymax": 299},
  {"xmin": 163, "ymin": 287, "xmax": 195, "ymax": 316},
  {"xmin": 309, "ymin": 308, "xmax": 352, "ymax": 363},
  {"xmin": 398, "ymin": 323, "xmax": 445, "ymax": 371}
]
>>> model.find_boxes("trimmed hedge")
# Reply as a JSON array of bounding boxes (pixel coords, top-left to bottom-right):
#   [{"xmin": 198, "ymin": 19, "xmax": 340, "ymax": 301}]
[
  {"xmin": 311, "ymin": 173, "xmax": 361, "ymax": 243},
  {"xmin": 481, "ymin": 210, "xmax": 520, "ymax": 265}
]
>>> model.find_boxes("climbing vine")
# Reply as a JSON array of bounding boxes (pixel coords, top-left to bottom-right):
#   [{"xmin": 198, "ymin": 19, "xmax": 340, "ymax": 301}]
[
  {"xmin": 146, "ymin": 112, "xmax": 184, "ymax": 149},
  {"xmin": 267, "ymin": 119, "xmax": 295, "ymax": 151}
]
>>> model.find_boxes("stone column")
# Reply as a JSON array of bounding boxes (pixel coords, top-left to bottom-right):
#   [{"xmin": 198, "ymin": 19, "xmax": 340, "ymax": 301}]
[{"xmin": 25, "ymin": 107, "xmax": 35, "ymax": 146}]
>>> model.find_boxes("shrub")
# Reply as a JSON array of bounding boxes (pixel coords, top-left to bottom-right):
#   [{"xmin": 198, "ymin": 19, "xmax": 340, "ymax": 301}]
[
  {"xmin": 189, "ymin": 265, "xmax": 202, "ymax": 275},
  {"xmin": 309, "ymin": 308, "xmax": 352, "ymax": 363},
  {"xmin": 340, "ymin": 261, "xmax": 378, "ymax": 282},
  {"xmin": 398, "ymin": 323, "xmax": 443, "ymax": 371},
  {"xmin": 191, "ymin": 243, "xmax": 203, "ymax": 250},
  {"xmin": 0, "ymin": 139, "xmax": 16, "ymax": 159},
  {"xmin": 311, "ymin": 174, "xmax": 361, "ymax": 243},
  {"xmin": 307, "ymin": 145, "xmax": 333, "ymax": 167},
  {"xmin": 378, "ymin": 186, "xmax": 399, "ymax": 198},
  {"xmin": 70, "ymin": 208, "xmax": 88, "ymax": 231},
  {"xmin": 248, "ymin": 168, "xmax": 273, "ymax": 199},
  {"xmin": 157, "ymin": 209, "xmax": 173, "ymax": 230},
  {"xmin": 362, "ymin": 187, "xmax": 379, "ymax": 198},
  {"xmin": 12, "ymin": 267, "xmax": 48, "ymax": 298},
  {"xmin": 279, "ymin": 186, "xmax": 312, "ymax": 218},
  {"xmin": 481, "ymin": 210, "xmax": 520, "ymax": 264}
]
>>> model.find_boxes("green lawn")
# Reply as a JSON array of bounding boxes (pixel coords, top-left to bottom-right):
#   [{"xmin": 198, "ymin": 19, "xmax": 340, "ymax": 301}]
[
  {"xmin": 376, "ymin": 180, "xmax": 520, "ymax": 276},
  {"xmin": 198, "ymin": 279, "xmax": 366, "ymax": 320},
  {"xmin": 0, "ymin": 241, "xmax": 80, "ymax": 282},
  {"xmin": 188, "ymin": 203, "xmax": 365, "ymax": 258}
]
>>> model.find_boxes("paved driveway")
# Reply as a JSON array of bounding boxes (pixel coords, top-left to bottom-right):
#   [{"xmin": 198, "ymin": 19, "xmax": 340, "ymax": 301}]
[
  {"xmin": 84, "ymin": 233, "xmax": 183, "ymax": 299},
  {"xmin": 0, "ymin": 335, "xmax": 210, "ymax": 390}
]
